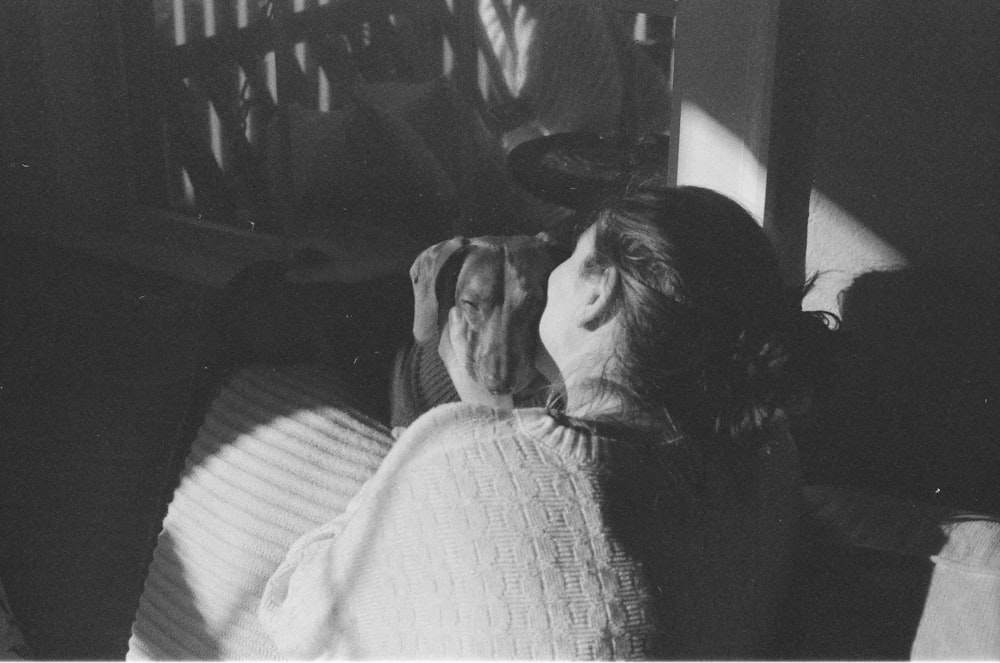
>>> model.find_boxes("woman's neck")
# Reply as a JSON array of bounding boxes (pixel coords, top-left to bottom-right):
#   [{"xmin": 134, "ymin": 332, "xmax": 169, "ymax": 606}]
[
  {"xmin": 563, "ymin": 377, "xmax": 626, "ymax": 420},
  {"xmin": 552, "ymin": 320, "xmax": 627, "ymax": 420}
]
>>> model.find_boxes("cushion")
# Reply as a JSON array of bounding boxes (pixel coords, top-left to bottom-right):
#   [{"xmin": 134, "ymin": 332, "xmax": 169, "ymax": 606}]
[
  {"xmin": 800, "ymin": 485, "xmax": 1000, "ymax": 660},
  {"xmin": 267, "ymin": 78, "xmax": 565, "ymax": 241},
  {"xmin": 265, "ymin": 95, "xmax": 456, "ymax": 241},
  {"xmin": 910, "ymin": 517, "xmax": 1000, "ymax": 659},
  {"xmin": 127, "ymin": 365, "xmax": 393, "ymax": 660},
  {"xmin": 362, "ymin": 78, "xmax": 571, "ymax": 236}
]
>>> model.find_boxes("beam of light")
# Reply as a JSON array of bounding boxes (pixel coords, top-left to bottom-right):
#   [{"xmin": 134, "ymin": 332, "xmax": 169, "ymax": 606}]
[
  {"xmin": 674, "ymin": 100, "xmax": 768, "ymax": 222},
  {"xmin": 203, "ymin": 0, "xmax": 216, "ymax": 37},
  {"xmin": 296, "ymin": 41, "xmax": 307, "ymax": 70},
  {"xmin": 266, "ymin": 51, "xmax": 277, "ymax": 100},
  {"xmin": 294, "ymin": 0, "xmax": 307, "ymax": 68},
  {"xmin": 173, "ymin": 0, "xmax": 186, "ymax": 45},
  {"xmin": 674, "ymin": 102, "xmax": 908, "ymax": 316},
  {"xmin": 238, "ymin": 68, "xmax": 254, "ymax": 140},
  {"xmin": 633, "ymin": 13, "xmax": 648, "ymax": 42},
  {"xmin": 209, "ymin": 104, "xmax": 223, "ymax": 170},
  {"xmin": 803, "ymin": 189, "xmax": 908, "ymax": 315},
  {"xmin": 442, "ymin": 37, "xmax": 454, "ymax": 76},
  {"xmin": 181, "ymin": 168, "xmax": 195, "ymax": 209},
  {"xmin": 237, "ymin": 0, "xmax": 249, "ymax": 28},
  {"xmin": 318, "ymin": 68, "xmax": 330, "ymax": 112}
]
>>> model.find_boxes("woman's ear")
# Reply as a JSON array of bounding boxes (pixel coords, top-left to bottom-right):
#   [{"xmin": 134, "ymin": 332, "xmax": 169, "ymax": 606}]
[{"xmin": 577, "ymin": 266, "xmax": 619, "ymax": 330}]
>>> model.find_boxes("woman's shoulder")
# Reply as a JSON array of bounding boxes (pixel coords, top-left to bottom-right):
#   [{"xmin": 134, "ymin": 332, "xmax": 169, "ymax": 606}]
[
  {"xmin": 403, "ymin": 402, "xmax": 521, "ymax": 442},
  {"xmin": 394, "ymin": 404, "xmax": 624, "ymax": 474},
  {"xmin": 388, "ymin": 403, "xmax": 541, "ymax": 468}
]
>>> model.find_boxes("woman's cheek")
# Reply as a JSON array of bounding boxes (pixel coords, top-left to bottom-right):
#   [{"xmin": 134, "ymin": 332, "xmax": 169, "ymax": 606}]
[{"xmin": 538, "ymin": 302, "xmax": 558, "ymax": 358}]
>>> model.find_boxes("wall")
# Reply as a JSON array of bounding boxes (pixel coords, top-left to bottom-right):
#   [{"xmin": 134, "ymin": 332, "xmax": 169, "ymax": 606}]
[
  {"xmin": 0, "ymin": 2, "xmax": 290, "ymax": 290},
  {"xmin": 792, "ymin": 1, "xmax": 1000, "ymax": 511},
  {"xmin": 1, "ymin": 2, "xmax": 136, "ymax": 221},
  {"xmin": 670, "ymin": 1, "xmax": 1000, "ymax": 510},
  {"xmin": 0, "ymin": 0, "xmax": 50, "ymax": 215},
  {"xmin": 671, "ymin": 1, "xmax": 999, "ymax": 314},
  {"xmin": 798, "ymin": 1, "xmax": 1000, "ymax": 311},
  {"xmin": 669, "ymin": 0, "xmax": 778, "ymax": 225}
]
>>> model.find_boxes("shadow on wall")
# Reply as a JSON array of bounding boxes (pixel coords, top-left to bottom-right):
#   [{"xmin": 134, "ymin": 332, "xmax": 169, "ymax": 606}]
[{"xmin": 798, "ymin": 267, "xmax": 1000, "ymax": 514}]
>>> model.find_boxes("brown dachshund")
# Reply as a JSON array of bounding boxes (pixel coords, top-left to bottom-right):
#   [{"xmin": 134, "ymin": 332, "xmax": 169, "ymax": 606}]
[{"xmin": 390, "ymin": 233, "xmax": 563, "ymax": 426}]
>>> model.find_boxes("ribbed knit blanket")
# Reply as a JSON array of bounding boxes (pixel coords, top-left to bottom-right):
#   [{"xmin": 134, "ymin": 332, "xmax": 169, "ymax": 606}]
[{"xmin": 127, "ymin": 365, "xmax": 393, "ymax": 660}]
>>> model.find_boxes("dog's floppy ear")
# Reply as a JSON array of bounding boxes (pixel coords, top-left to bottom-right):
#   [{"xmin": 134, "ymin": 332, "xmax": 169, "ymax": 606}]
[
  {"xmin": 410, "ymin": 236, "xmax": 469, "ymax": 343},
  {"xmin": 535, "ymin": 230, "xmax": 571, "ymax": 265}
]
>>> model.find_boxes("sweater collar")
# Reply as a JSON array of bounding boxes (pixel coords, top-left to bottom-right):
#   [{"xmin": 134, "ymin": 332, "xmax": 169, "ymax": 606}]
[{"xmin": 514, "ymin": 407, "xmax": 687, "ymax": 467}]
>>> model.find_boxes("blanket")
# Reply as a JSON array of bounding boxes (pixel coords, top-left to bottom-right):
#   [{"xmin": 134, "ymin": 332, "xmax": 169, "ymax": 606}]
[{"xmin": 127, "ymin": 365, "xmax": 393, "ymax": 660}]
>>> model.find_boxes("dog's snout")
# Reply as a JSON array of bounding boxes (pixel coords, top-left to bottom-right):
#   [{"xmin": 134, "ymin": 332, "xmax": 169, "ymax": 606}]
[
  {"xmin": 484, "ymin": 382, "xmax": 508, "ymax": 396},
  {"xmin": 480, "ymin": 354, "xmax": 512, "ymax": 395}
]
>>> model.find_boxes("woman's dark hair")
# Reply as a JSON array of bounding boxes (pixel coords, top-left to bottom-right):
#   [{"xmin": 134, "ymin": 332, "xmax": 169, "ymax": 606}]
[{"xmin": 565, "ymin": 179, "xmax": 837, "ymax": 455}]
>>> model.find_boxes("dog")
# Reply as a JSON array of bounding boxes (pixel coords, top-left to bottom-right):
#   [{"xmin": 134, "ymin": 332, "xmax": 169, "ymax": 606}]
[{"xmin": 390, "ymin": 233, "xmax": 563, "ymax": 427}]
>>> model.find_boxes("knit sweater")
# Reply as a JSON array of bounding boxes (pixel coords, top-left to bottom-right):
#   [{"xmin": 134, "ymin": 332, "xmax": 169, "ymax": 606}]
[{"xmin": 259, "ymin": 403, "xmax": 802, "ymax": 659}]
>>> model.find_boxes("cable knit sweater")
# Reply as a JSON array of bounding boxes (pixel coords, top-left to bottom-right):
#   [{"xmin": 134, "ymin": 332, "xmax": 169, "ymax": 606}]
[{"xmin": 259, "ymin": 403, "xmax": 801, "ymax": 659}]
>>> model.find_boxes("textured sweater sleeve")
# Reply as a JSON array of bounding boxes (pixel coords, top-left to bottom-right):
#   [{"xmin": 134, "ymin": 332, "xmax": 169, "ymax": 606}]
[
  {"xmin": 258, "ymin": 403, "xmax": 663, "ymax": 659},
  {"xmin": 258, "ymin": 402, "xmax": 481, "ymax": 657}
]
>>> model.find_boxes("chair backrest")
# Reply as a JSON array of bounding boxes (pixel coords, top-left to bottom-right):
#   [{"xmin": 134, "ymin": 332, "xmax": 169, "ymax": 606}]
[{"xmin": 149, "ymin": 0, "xmax": 446, "ymax": 230}]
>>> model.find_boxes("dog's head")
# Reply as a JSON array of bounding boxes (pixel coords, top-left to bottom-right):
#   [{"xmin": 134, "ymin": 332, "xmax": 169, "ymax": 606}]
[{"xmin": 410, "ymin": 233, "xmax": 564, "ymax": 395}]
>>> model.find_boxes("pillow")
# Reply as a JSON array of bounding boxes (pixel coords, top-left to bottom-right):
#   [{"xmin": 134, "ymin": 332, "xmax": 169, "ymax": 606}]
[{"xmin": 127, "ymin": 365, "xmax": 394, "ymax": 660}]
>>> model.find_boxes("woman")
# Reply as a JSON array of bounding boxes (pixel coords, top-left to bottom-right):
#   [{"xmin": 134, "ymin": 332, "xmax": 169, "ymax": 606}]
[{"xmin": 258, "ymin": 181, "xmax": 833, "ymax": 659}]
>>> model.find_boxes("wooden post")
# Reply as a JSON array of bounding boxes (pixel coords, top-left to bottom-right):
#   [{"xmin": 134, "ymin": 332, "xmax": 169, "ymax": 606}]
[
  {"xmin": 668, "ymin": 0, "xmax": 780, "ymax": 222},
  {"xmin": 269, "ymin": 0, "xmax": 295, "ymax": 236},
  {"xmin": 668, "ymin": 0, "xmax": 813, "ymax": 286},
  {"xmin": 762, "ymin": 1, "xmax": 817, "ymax": 287}
]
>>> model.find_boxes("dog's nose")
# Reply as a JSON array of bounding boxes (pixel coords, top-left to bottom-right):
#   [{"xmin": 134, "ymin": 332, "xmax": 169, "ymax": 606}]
[
  {"xmin": 483, "ymin": 375, "xmax": 510, "ymax": 395},
  {"xmin": 481, "ymin": 366, "xmax": 512, "ymax": 395}
]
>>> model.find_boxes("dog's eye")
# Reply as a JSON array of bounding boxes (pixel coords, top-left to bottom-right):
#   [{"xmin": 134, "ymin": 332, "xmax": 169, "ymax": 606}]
[{"xmin": 461, "ymin": 299, "xmax": 480, "ymax": 311}]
